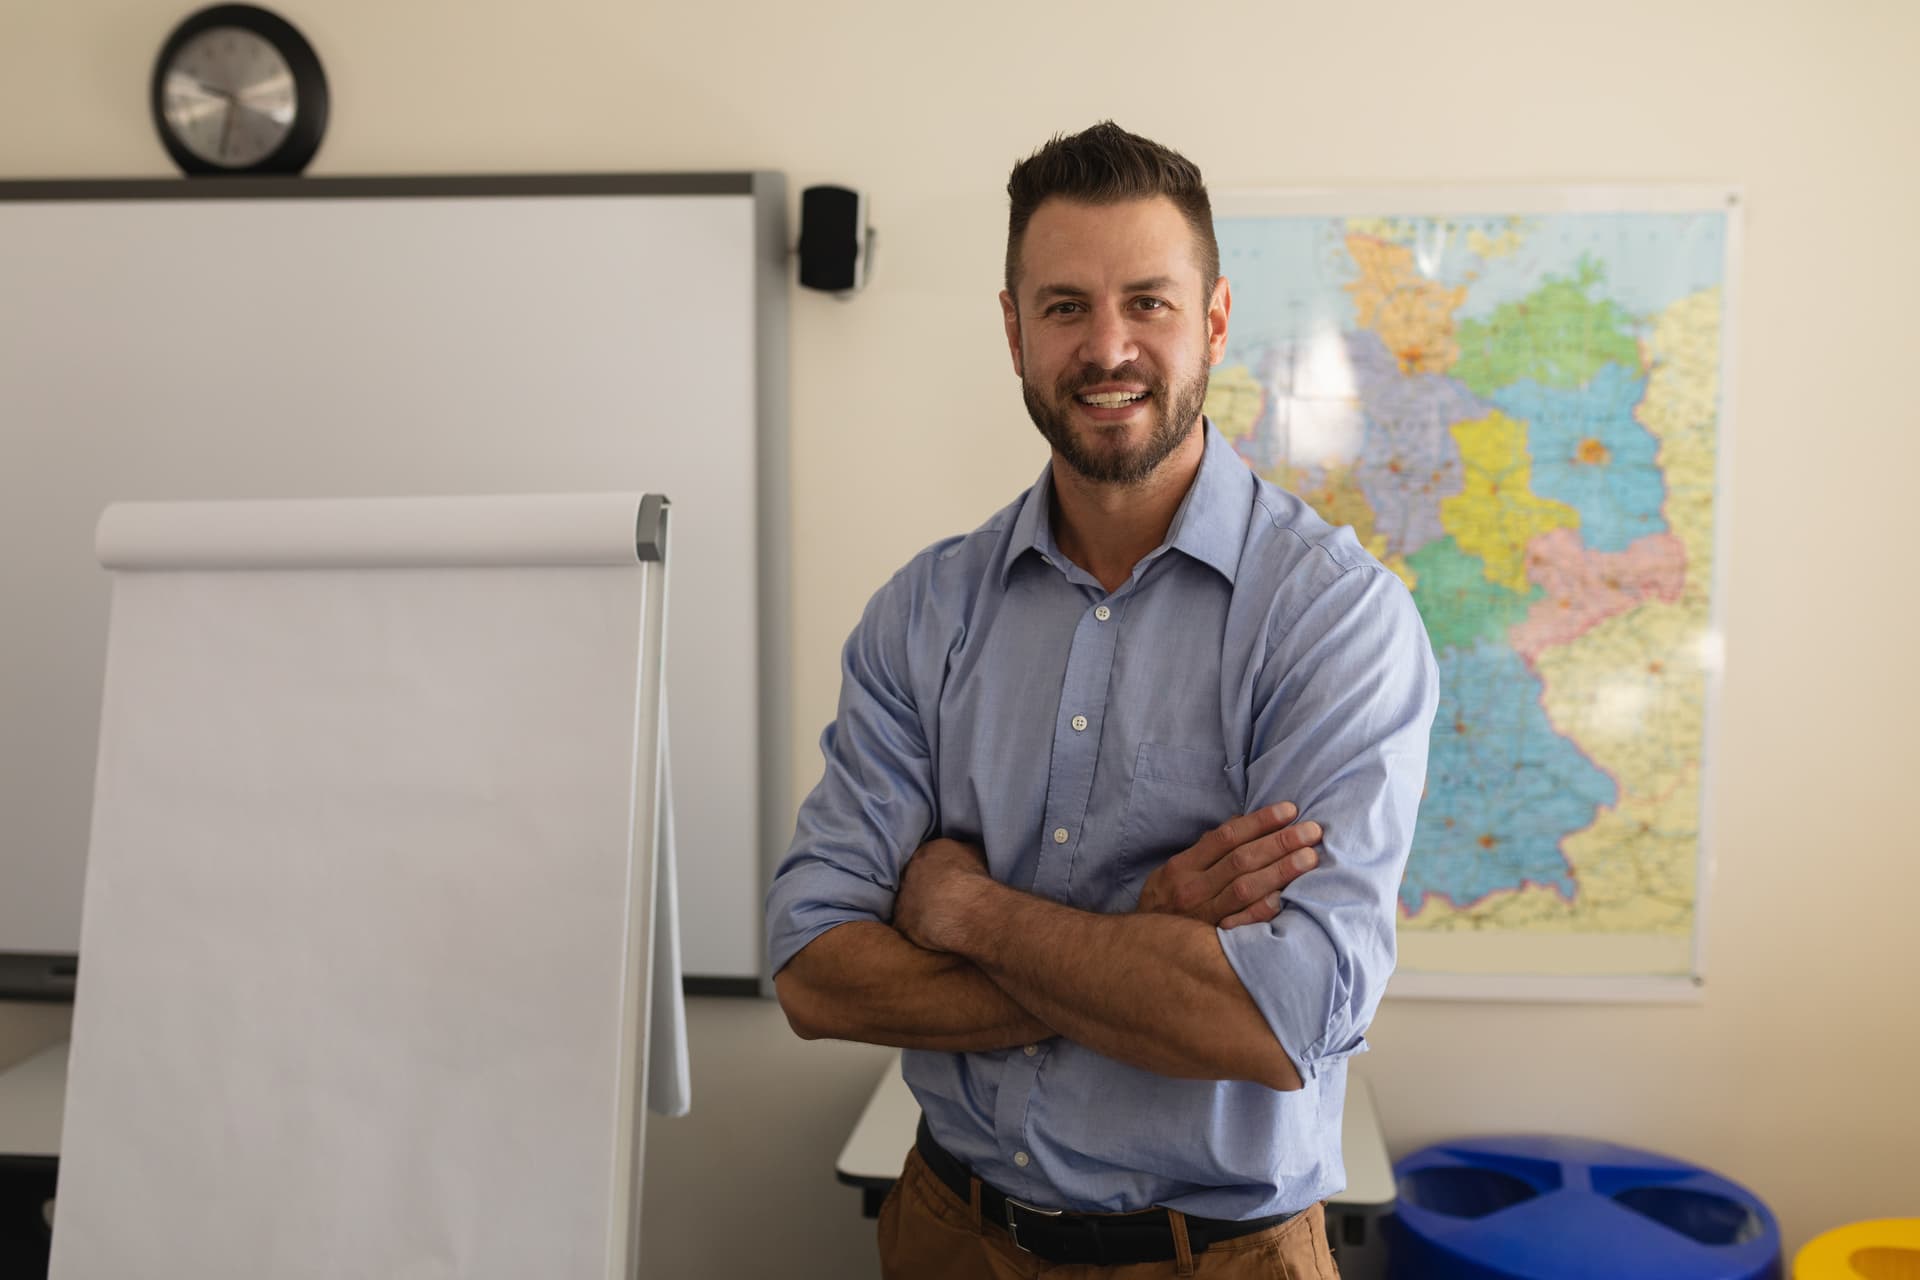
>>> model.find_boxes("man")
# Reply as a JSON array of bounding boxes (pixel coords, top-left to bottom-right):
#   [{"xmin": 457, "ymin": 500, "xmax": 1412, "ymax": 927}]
[{"xmin": 766, "ymin": 123, "xmax": 1439, "ymax": 1279}]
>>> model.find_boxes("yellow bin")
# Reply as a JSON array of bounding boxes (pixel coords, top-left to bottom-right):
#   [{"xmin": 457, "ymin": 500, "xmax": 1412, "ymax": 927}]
[{"xmin": 1795, "ymin": 1220, "xmax": 1920, "ymax": 1280}]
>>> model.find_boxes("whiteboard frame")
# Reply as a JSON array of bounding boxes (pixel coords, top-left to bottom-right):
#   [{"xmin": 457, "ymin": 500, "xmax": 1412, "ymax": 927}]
[
  {"xmin": 0, "ymin": 173, "xmax": 790, "ymax": 997},
  {"xmin": 1214, "ymin": 185, "xmax": 1741, "ymax": 1004}
]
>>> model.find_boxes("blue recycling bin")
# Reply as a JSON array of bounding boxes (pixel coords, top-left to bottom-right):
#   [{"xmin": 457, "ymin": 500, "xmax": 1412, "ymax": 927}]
[{"xmin": 1388, "ymin": 1135, "xmax": 1781, "ymax": 1280}]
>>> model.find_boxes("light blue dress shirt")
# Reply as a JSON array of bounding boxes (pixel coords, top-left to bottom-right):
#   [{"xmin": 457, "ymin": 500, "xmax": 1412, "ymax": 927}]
[{"xmin": 766, "ymin": 422, "xmax": 1439, "ymax": 1220}]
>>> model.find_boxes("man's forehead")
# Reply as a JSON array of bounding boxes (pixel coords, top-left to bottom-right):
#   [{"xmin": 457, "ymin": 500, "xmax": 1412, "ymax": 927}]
[{"xmin": 1016, "ymin": 196, "xmax": 1204, "ymax": 294}]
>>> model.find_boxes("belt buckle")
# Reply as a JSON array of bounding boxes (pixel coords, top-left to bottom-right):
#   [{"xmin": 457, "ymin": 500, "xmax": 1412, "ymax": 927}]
[{"xmin": 1003, "ymin": 1196, "xmax": 1065, "ymax": 1254}]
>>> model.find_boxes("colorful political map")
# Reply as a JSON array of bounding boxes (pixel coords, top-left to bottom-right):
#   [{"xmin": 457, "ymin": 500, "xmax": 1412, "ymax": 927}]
[{"xmin": 1208, "ymin": 194, "xmax": 1733, "ymax": 992}]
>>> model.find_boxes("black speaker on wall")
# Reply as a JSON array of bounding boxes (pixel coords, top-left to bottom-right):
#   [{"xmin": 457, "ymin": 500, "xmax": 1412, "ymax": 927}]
[{"xmin": 797, "ymin": 185, "xmax": 871, "ymax": 294}]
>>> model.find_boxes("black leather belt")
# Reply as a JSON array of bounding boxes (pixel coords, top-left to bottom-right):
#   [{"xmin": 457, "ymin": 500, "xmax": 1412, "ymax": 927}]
[{"xmin": 913, "ymin": 1116, "xmax": 1301, "ymax": 1265}]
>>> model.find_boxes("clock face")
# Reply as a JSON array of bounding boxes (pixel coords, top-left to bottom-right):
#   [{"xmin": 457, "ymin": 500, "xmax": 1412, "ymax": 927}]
[{"xmin": 159, "ymin": 26, "xmax": 298, "ymax": 169}]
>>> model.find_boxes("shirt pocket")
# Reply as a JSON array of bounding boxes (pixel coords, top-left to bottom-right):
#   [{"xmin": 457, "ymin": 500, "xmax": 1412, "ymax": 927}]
[{"xmin": 1110, "ymin": 742, "xmax": 1244, "ymax": 903}]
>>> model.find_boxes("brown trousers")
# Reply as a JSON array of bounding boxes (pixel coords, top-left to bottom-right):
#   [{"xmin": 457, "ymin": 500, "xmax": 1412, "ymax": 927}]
[{"xmin": 877, "ymin": 1147, "xmax": 1341, "ymax": 1280}]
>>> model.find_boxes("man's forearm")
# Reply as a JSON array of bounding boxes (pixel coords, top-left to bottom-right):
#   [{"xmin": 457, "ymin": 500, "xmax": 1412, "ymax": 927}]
[
  {"xmin": 946, "ymin": 879, "xmax": 1304, "ymax": 1091},
  {"xmin": 773, "ymin": 920, "xmax": 1054, "ymax": 1052}
]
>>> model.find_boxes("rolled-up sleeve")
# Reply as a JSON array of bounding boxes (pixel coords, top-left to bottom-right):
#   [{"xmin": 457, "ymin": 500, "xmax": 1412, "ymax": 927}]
[
  {"xmin": 1217, "ymin": 561, "xmax": 1439, "ymax": 1082},
  {"xmin": 765, "ymin": 570, "xmax": 939, "ymax": 976}
]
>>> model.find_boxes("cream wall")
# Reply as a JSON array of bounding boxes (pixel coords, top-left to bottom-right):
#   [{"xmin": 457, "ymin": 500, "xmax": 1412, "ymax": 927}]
[{"xmin": 3, "ymin": 0, "xmax": 1917, "ymax": 1273}]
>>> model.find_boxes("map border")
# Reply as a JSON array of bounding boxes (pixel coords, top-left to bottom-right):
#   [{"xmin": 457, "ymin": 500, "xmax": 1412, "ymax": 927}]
[{"xmin": 1214, "ymin": 186, "xmax": 1742, "ymax": 1004}]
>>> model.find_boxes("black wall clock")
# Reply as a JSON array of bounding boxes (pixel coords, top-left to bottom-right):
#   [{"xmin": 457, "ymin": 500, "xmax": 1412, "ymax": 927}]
[{"xmin": 151, "ymin": 5, "xmax": 328, "ymax": 176}]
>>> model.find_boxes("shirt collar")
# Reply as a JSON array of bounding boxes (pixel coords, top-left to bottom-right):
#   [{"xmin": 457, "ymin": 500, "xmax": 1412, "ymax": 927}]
[{"xmin": 1000, "ymin": 418, "xmax": 1247, "ymax": 588}]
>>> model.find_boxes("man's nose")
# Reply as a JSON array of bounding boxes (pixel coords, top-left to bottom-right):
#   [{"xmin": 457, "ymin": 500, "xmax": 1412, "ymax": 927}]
[{"xmin": 1077, "ymin": 306, "xmax": 1138, "ymax": 372}]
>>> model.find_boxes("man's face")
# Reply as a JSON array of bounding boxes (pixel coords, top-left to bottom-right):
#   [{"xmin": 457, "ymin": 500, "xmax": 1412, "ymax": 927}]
[{"xmin": 1001, "ymin": 196, "xmax": 1231, "ymax": 488}]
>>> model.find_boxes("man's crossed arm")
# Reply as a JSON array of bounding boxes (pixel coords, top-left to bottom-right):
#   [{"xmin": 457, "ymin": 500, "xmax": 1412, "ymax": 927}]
[{"xmin": 772, "ymin": 803, "xmax": 1322, "ymax": 1092}]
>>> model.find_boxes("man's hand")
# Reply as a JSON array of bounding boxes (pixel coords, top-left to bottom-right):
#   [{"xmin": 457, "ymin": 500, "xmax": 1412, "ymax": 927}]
[
  {"xmin": 894, "ymin": 837, "xmax": 993, "ymax": 953},
  {"xmin": 1135, "ymin": 803, "xmax": 1323, "ymax": 929}
]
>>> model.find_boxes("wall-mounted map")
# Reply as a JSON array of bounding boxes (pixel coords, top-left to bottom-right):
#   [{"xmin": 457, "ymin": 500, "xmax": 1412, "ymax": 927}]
[{"xmin": 1209, "ymin": 189, "xmax": 1737, "ymax": 999}]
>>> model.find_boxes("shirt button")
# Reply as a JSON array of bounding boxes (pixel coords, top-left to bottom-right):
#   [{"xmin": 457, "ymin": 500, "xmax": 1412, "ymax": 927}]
[
  {"xmin": 1014, "ymin": 1151, "xmax": 1031, "ymax": 1168},
  {"xmin": 1094, "ymin": 605, "xmax": 1112, "ymax": 621},
  {"xmin": 1024, "ymin": 1044, "xmax": 1038, "ymax": 1057},
  {"xmin": 1052, "ymin": 827, "xmax": 1069, "ymax": 844},
  {"xmin": 1070, "ymin": 715, "xmax": 1088, "ymax": 732}
]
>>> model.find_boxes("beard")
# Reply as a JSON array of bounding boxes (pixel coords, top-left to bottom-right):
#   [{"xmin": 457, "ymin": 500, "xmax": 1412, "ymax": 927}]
[{"xmin": 1021, "ymin": 354, "xmax": 1210, "ymax": 488}]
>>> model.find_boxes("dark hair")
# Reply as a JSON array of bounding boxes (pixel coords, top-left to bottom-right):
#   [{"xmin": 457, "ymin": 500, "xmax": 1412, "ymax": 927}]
[{"xmin": 1004, "ymin": 121, "xmax": 1219, "ymax": 297}]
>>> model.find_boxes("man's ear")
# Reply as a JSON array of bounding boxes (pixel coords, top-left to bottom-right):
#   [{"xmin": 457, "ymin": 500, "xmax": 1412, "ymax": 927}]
[
  {"xmin": 999, "ymin": 289, "xmax": 1024, "ymax": 377},
  {"xmin": 1207, "ymin": 276, "xmax": 1233, "ymax": 367}
]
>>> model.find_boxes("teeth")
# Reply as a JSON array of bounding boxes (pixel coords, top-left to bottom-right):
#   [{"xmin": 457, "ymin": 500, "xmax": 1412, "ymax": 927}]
[{"xmin": 1078, "ymin": 391, "xmax": 1147, "ymax": 407}]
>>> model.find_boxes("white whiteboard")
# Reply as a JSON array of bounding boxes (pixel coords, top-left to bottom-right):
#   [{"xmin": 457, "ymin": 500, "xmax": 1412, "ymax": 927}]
[
  {"xmin": 0, "ymin": 175, "xmax": 790, "ymax": 987},
  {"xmin": 53, "ymin": 494, "xmax": 670, "ymax": 1279}
]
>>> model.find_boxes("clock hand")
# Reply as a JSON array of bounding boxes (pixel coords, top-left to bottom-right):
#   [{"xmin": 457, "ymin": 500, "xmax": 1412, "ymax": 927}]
[{"xmin": 218, "ymin": 94, "xmax": 238, "ymax": 161}]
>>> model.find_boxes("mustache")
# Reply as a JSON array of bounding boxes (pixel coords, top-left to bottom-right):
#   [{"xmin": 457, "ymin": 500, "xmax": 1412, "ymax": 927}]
[{"xmin": 1058, "ymin": 364, "xmax": 1161, "ymax": 396}]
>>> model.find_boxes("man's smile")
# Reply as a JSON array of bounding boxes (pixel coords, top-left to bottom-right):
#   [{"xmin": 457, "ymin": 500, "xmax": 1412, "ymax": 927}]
[{"xmin": 1074, "ymin": 389, "xmax": 1150, "ymax": 407}]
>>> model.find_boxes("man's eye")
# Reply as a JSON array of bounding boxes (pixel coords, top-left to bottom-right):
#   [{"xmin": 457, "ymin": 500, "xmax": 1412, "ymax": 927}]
[
  {"xmin": 1046, "ymin": 301, "xmax": 1083, "ymax": 315},
  {"xmin": 1134, "ymin": 297, "xmax": 1168, "ymax": 311}
]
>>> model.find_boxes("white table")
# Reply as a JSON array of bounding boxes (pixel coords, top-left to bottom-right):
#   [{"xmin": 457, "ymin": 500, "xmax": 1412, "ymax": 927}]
[
  {"xmin": 0, "ymin": 1042, "xmax": 66, "ymax": 1159},
  {"xmin": 837, "ymin": 1052, "xmax": 1396, "ymax": 1277}
]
